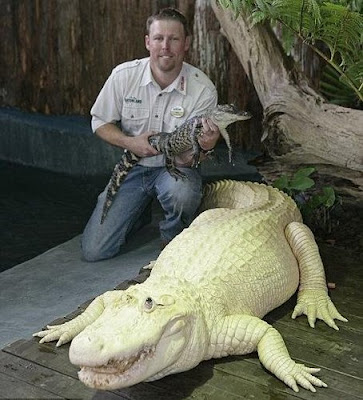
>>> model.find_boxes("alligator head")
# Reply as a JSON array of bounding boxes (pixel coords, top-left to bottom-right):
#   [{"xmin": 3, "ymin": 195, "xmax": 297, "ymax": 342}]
[
  {"xmin": 69, "ymin": 284, "xmax": 207, "ymax": 390},
  {"xmin": 209, "ymin": 104, "xmax": 252, "ymax": 130},
  {"xmin": 208, "ymin": 104, "xmax": 252, "ymax": 162}
]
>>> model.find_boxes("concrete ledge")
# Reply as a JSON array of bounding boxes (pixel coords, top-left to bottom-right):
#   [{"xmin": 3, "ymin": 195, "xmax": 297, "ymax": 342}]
[{"xmin": 0, "ymin": 106, "xmax": 260, "ymax": 180}]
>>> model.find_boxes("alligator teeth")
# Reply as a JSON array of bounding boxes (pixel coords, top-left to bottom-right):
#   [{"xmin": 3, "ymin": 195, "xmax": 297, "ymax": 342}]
[{"xmin": 86, "ymin": 347, "xmax": 155, "ymax": 375}]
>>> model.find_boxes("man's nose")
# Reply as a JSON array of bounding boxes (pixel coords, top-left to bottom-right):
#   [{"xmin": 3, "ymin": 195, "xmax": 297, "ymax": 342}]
[{"xmin": 162, "ymin": 38, "xmax": 171, "ymax": 49}]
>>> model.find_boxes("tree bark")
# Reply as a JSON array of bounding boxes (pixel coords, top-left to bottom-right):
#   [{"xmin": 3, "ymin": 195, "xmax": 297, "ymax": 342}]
[{"xmin": 212, "ymin": 1, "xmax": 363, "ymax": 202}]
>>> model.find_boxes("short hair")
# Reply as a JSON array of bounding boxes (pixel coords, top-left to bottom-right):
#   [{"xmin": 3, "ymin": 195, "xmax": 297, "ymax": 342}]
[{"xmin": 146, "ymin": 8, "xmax": 190, "ymax": 37}]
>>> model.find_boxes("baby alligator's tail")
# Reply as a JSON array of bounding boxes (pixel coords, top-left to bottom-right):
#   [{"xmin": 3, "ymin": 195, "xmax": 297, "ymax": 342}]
[{"xmin": 100, "ymin": 150, "xmax": 140, "ymax": 224}]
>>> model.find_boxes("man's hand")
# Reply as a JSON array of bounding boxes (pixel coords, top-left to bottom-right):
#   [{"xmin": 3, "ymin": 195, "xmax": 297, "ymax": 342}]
[
  {"xmin": 174, "ymin": 118, "xmax": 221, "ymax": 166},
  {"xmin": 124, "ymin": 131, "xmax": 160, "ymax": 158},
  {"xmin": 95, "ymin": 124, "xmax": 160, "ymax": 158},
  {"xmin": 198, "ymin": 118, "xmax": 220, "ymax": 151}
]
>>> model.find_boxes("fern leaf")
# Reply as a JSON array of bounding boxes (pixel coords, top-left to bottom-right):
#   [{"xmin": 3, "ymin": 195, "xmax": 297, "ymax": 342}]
[
  {"xmin": 271, "ymin": 0, "xmax": 322, "ymax": 38},
  {"xmin": 319, "ymin": 4, "xmax": 363, "ymax": 63}
]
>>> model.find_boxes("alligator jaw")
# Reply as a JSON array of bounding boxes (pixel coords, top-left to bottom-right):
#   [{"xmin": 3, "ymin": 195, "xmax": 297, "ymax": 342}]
[{"xmin": 78, "ymin": 346, "xmax": 155, "ymax": 389}]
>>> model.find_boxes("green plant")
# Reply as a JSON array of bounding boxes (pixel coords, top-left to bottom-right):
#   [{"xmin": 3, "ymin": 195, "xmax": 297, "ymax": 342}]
[
  {"xmin": 217, "ymin": 0, "xmax": 363, "ymax": 105},
  {"xmin": 272, "ymin": 167, "xmax": 339, "ymax": 233},
  {"xmin": 320, "ymin": 64, "xmax": 362, "ymax": 108},
  {"xmin": 273, "ymin": 166, "xmax": 316, "ymax": 196}
]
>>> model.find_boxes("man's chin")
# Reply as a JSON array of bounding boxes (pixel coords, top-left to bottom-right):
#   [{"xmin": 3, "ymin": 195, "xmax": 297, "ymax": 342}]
[{"xmin": 157, "ymin": 58, "xmax": 176, "ymax": 71}]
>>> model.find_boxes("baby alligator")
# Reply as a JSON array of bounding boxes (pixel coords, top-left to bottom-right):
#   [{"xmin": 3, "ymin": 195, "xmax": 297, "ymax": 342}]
[{"xmin": 100, "ymin": 104, "xmax": 252, "ymax": 224}]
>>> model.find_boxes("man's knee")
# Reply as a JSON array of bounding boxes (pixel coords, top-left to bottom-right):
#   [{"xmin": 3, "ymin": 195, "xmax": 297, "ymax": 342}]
[
  {"xmin": 81, "ymin": 235, "xmax": 122, "ymax": 262},
  {"xmin": 165, "ymin": 171, "xmax": 202, "ymax": 206}
]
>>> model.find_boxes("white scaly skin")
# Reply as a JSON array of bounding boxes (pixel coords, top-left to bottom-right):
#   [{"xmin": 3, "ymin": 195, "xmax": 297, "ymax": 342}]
[{"xmin": 34, "ymin": 180, "xmax": 347, "ymax": 393}]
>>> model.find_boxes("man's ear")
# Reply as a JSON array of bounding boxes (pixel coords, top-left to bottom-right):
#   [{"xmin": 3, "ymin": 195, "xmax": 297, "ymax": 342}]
[{"xmin": 145, "ymin": 35, "xmax": 150, "ymax": 51}]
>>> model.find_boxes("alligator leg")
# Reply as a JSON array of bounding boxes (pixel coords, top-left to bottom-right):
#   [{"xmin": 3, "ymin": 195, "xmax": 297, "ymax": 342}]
[
  {"xmin": 33, "ymin": 291, "xmax": 122, "ymax": 346},
  {"xmin": 207, "ymin": 314, "xmax": 327, "ymax": 393},
  {"xmin": 285, "ymin": 222, "xmax": 347, "ymax": 330}
]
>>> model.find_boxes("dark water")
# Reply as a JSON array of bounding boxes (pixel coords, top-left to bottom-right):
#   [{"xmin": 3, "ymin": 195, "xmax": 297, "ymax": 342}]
[{"xmin": 0, "ymin": 161, "xmax": 107, "ymax": 272}]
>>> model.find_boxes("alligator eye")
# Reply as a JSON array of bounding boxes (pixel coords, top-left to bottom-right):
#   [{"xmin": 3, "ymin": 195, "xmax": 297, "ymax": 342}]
[{"xmin": 144, "ymin": 297, "xmax": 154, "ymax": 310}]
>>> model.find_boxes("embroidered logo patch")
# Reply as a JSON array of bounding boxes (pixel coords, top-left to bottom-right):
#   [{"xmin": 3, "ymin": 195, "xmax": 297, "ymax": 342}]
[{"xmin": 125, "ymin": 96, "xmax": 142, "ymax": 104}]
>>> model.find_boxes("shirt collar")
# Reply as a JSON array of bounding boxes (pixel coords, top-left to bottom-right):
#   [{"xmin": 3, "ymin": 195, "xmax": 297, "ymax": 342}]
[
  {"xmin": 141, "ymin": 60, "xmax": 187, "ymax": 95},
  {"xmin": 140, "ymin": 60, "xmax": 154, "ymax": 87},
  {"xmin": 172, "ymin": 67, "xmax": 187, "ymax": 95}
]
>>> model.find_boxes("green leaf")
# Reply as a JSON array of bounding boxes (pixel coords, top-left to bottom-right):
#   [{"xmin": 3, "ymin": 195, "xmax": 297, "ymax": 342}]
[
  {"xmin": 240, "ymin": 0, "xmax": 363, "ymax": 100},
  {"xmin": 273, "ymin": 174, "xmax": 289, "ymax": 190},
  {"xmin": 218, "ymin": 0, "xmax": 231, "ymax": 8},
  {"xmin": 319, "ymin": 3, "xmax": 363, "ymax": 62},
  {"xmin": 293, "ymin": 167, "xmax": 316, "ymax": 178},
  {"xmin": 321, "ymin": 186, "xmax": 336, "ymax": 207},
  {"xmin": 308, "ymin": 186, "xmax": 336, "ymax": 209},
  {"xmin": 289, "ymin": 176, "xmax": 315, "ymax": 191},
  {"xmin": 320, "ymin": 64, "xmax": 361, "ymax": 107},
  {"xmin": 308, "ymin": 193, "xmax": 325, "ymax": 208}
]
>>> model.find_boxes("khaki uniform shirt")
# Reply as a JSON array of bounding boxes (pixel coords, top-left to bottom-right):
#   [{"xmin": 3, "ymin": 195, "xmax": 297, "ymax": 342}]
[{"xmin": 91, "ymin": 57, "xmax": 218, "ymax": 167}]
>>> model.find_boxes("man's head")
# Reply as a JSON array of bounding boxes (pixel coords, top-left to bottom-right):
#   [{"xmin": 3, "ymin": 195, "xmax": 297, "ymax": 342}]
[
  {"xmin": 146, "ymin": 8, "xmax": 190, "ymax": 37},
  {"xmin": 145, "ymin": 8, "xmax": 191, "ymax": 80}
]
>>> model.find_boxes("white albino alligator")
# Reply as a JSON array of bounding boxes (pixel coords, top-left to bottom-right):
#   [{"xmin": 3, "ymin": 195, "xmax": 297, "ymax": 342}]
[{"xmin": 34, "ymin": 180, "xmax": 347, "ymax": 392}]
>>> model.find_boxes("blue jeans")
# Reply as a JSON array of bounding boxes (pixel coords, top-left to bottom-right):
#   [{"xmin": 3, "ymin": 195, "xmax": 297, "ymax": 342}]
[{"xmin": 81, "ymin": 165, "xmax": 202, "ymax": 261}]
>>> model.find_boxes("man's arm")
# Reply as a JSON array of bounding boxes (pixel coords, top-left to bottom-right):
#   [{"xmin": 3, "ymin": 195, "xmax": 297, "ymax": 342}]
[{"xmin": 96, "ymin": 123, "xmax": 160, "ymax": 158}]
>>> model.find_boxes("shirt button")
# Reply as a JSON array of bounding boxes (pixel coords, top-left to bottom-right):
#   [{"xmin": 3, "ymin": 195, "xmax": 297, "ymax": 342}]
[
  {"xmin": 158, "ymin": 93, "xmax": 162, "ymax": 97},
  {"xmin": 155, "ymin": 115, "xmax": 159, "ymax": 118}
]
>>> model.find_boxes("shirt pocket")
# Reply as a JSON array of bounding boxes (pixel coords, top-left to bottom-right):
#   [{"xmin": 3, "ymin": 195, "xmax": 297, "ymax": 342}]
[{"xmin": 121, "ymin": 106, "xmax": 150, "ymax": 135}]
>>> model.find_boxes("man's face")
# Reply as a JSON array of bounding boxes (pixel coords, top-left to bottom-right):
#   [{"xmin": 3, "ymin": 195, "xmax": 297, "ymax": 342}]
[{"xmin": 145, "ymin": 20, "xmax": 190, "ymax": 73}]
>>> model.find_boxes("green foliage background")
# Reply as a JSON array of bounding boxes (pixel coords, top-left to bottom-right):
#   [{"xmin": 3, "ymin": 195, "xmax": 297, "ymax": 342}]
[{"xmin": 218, "ymin": 0, "xmax": 363, "ymax": 108}]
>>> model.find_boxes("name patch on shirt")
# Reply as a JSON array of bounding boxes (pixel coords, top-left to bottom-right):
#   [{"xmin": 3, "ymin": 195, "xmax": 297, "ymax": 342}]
[
  {"xmin": 125, "ymin": 96, "xmax": 142, "ymax": 104},
  {"xmin": 171, "ymin": 106, "xmax": 184, "ymax": 118}
]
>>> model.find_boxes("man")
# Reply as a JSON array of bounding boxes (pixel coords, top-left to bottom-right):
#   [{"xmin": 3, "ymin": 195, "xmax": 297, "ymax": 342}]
[{"xmin": 82, "ymin": 8, "xmax": 220, "ymax": 262}]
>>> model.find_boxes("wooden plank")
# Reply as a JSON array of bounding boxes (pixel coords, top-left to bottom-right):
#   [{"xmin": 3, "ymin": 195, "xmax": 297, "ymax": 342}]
[
  {"xmin": 146, "ymin": 359, "xmax": 304, "ymax": 400},
  {"xmin": 3, "ymin": 339, "xmax": 78, "ymax": 379},
  {"xmin": 209, "ymin": 310, "xmax": 363, "ymax": 399},
  {"xmin": 213, "ymin": 356, "xmax": 363, "ymax": 400},
  {"xmin": 0, "ymin": 370, "xmax": 63, "ymax": 399},
  {"xmin": 265, "ymin": 303, "xmax": 363, "ymax": 347},
  {"xmin": 2, "ymin": 339, "xmax": 182, "ymax": 399},
  {"xmin": 0, "ymin": 350, "xmax": 124, "ymax": 399},
  {"xmin": 270, "ymin": 321, "xmax": 362, "ymax": 378}
]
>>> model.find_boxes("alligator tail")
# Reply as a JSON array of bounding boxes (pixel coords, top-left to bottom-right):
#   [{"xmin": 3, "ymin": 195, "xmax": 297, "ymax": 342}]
[{"xmin": 100, "ymin": 150, "xmax": 140, "ymax": 224}]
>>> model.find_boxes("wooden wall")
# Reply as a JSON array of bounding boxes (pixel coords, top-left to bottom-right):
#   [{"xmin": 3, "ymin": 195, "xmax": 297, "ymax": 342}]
[{"xmin": 0, "ymin": 0, "xmax": 262, "ymax": 148}]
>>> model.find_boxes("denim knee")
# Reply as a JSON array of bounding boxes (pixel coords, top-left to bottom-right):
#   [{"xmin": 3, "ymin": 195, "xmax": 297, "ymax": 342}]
[
  {"xmin": 81, "ymin": 235, "xmax": 122, "ymax": 262},
  {"xmin": 156, "ymin": 167, "xmax": 202, "ymax": 241}
]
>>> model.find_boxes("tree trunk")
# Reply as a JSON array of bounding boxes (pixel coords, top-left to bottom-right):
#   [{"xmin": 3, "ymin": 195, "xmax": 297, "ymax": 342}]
[{"xmin": 211, "ymin": 1, "xmax": 363, "ymax": 202}]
